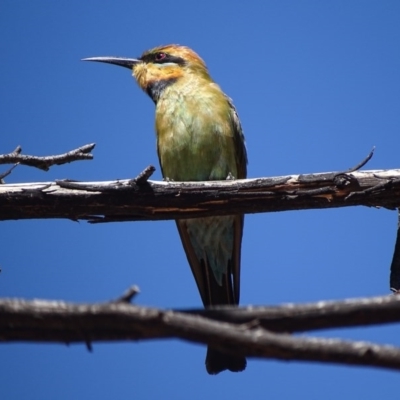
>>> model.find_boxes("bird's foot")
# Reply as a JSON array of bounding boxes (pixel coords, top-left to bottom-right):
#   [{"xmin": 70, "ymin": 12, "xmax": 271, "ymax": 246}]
[{"xmin": 226, "ymin": 172, "xmax": 235, "ymax": 180}]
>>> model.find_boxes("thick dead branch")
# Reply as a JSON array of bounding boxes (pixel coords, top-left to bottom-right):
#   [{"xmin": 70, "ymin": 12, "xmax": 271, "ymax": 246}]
[
  {"xmin": 0, "ymin": 168, "xmax": 400, "ymax": 221},
  {"xmin": 0, "ymin": 144, "xmax": 95, "ymax": 171},
  {"xmin": 188, "ymin": 294, "xmax": 400, "ymax": 332},
  {"xmin": 1, "ymin": 294, "xmax": 400, "ymax": 371}
]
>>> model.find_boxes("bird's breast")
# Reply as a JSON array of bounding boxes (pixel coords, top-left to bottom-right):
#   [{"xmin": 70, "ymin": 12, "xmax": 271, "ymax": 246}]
[{"xmin": 155, "ymin": 85, "xmax": 238, "ymax": 182}]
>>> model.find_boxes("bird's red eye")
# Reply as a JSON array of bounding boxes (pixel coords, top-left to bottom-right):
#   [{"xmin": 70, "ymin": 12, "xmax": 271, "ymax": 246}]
[{"xmin": 155, "ymin": 52, "xmax": 167, "ymax": 61}]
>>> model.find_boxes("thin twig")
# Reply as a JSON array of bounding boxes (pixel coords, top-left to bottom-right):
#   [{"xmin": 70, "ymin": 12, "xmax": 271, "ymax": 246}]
[
  {"xmin": 112, "ymin": 286, "xmax": 141, "ymax": 304},
  {"xmin": 0, "ymin": 163, "xmax": 18, "ymax": 183},
  {"xmin": 129, "ymin": 165, "xmax": 156, "ymax": 185},
  {"xmin": 344, "ymin": 146, "xmax": 375, "ymax": 173},
  {"xmin": 0, "ymin": 144, "xmax": 95, "ymax": 171}
]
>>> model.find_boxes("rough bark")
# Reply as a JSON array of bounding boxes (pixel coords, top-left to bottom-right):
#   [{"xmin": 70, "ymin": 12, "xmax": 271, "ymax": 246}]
[
  {"xmin": 2, "ymin": 294, "xmax": 400, "ymax": 372},
  {"xmin": 1, "ymin": 168, "xmax": 400, "ymax": 222}
]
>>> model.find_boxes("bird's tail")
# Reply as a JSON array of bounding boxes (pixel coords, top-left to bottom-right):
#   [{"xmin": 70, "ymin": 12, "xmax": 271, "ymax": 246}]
[
  {"xmin": 203, "ymin": 265, "xmax": 246, "ymax": 374},
  {"xmin": 206, "ymin": 348, "xmax": 246, "ymax": 375},
  {"xmin": 176, "ymin": 217, "xmax": 247, "ymax": 374}
]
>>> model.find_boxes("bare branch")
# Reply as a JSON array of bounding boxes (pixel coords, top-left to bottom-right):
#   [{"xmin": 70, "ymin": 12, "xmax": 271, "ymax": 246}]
[
  {"xmin": 1, "ymin": 168, "xmax": 400, "ymax": 221},
  {"xmin": 112, "ymin": 285, "xmax": 141, "ymax": 304},
  {"xmin": 343, "ymin": 146, "xmax": 375, "ymax": 173},
  {"xmin": 129, "ymin": 165, "xmax": 156, "ymax": 185},
  {"xmin": 188, "ymin": 294, "xmax": 400, "ymax": 332},
  {"xmin": 0, "ymin": 144, "xmax": 95, "ymax": 171},
  {"xmin": 1, "ymin": 294, "xmax": 400, "ymax": 371},
  {"xmin": 390, "ymin": 209, "xmax": 400, "ymax": 292},
  {"xmin": 3, "ymin": 294, "xmax": 400, "ymax": 339},
  {"xmin": 0, "ymin": 163, "xmax": 18, "ymax": 183}
]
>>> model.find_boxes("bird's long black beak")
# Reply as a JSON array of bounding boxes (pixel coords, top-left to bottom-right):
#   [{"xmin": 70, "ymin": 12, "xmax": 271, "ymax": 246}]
[{"xmin": 82, "ymin": 57, "xmax": 140, "ymax": 69}]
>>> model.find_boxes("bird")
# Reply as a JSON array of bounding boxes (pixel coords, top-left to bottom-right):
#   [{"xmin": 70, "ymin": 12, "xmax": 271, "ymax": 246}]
[{"xmin": 83, "ymin": 45, "xmax": 248, "ymax": 374}]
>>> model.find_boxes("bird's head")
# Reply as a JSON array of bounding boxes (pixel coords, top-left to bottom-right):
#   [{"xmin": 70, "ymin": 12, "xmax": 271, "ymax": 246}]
[{"xmin": 83, "ymin": 45, "xmax": 210, "ymax": 102}]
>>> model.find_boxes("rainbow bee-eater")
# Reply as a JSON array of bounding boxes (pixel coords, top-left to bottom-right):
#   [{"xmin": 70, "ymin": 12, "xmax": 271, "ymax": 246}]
[{"xmin": 83, "ymin": 45, "xmax": 248, "ymax": 374}]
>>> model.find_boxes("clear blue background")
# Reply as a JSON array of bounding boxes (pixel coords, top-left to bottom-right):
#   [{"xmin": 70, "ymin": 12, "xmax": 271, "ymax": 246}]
[{"xmin": 1, "ymin": 1, "xmax": 400, "ymax": 399}]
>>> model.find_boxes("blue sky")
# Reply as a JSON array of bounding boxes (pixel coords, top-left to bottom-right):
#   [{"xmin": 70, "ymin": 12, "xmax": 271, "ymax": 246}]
[{"xmin": 1, "ymin": 1, "xmax": 400, "ymax": 399}]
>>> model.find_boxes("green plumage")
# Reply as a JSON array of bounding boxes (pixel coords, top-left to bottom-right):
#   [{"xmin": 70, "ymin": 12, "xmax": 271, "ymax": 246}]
[{"xmin": 156, "ymin": 78, "xmax": 246, "ymax": 182}]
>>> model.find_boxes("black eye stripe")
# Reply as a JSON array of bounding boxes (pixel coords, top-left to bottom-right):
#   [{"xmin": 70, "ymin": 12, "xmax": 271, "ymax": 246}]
[{"xmin": 140, "ymin": 52, "xmax": 186, "ymax": 66}]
